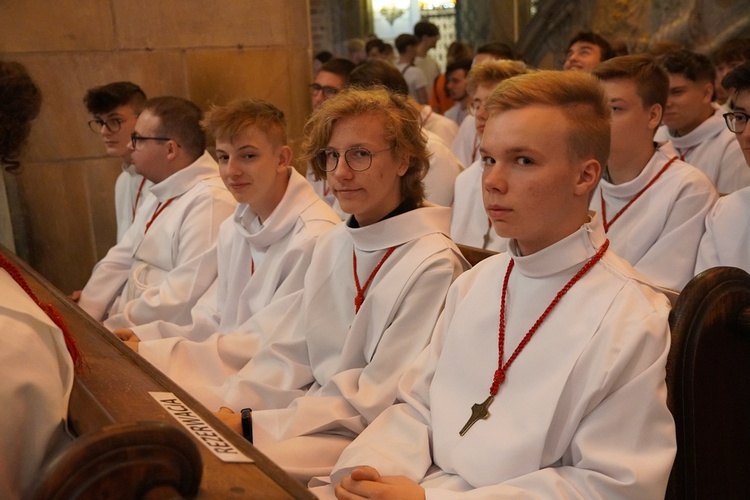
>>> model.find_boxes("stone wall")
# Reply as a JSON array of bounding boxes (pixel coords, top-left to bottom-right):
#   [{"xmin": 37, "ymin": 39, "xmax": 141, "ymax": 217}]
[{"xmin": 1, "ymin": 0, "xmax": 313, "ymax": 293}]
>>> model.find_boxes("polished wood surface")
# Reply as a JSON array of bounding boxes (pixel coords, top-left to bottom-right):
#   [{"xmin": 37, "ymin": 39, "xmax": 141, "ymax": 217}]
[
  {"xmin": 666, "ymin": 266, "xmax": 750, "ymax": 499},
  {"xmin": 2, "ymin": 245, "xmax": 314, "ymax": 500}
]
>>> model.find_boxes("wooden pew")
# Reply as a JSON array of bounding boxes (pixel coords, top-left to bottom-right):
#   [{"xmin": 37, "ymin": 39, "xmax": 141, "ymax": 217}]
[
  {"xmin": 665, "ymin": 266, "xmax": 750, "ymax": 499},
  {"xmin": 2, "ymin": 245, "xmax": 314, "ymax": 500}
]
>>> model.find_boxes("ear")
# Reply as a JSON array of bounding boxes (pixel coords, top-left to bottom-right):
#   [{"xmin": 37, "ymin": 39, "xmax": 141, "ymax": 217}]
[
  {"xmin": 574, "ymin": 159, "xmax": 601, "ymax": 198},
  {"xmin": 701, "ymin": 82, "xmax": 714, "ymax": 103},
  {"xmin": 647, "ymin": 103, "xmax": 662, "ymax": 132},
  {"xmin": 395, "ymin": 150, "xmax": 410, "ymax": 177},
  {"xmin": 277, "ymin": 145, "xmax": 293, "ymax": 168},
  {"xmin": 166, "ymin": 140, "xmax": 180, "ymax": 160}
]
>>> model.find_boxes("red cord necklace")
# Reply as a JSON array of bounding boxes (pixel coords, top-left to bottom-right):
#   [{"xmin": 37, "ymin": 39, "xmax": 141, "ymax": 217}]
[
  {"xmin": 459, "ymin": 239, "xmax": 610, "ymax": 436},
  {"xmin": 352, "ymin": 247, "xmax": 396, "ymax": 313},
  {"xmin": 0, "ymin": 253, "xmax": 82, "ymax": 369},
  {"xmin": 131, "ymin": 177, "xmax": 147, "ymax": 222},
  {"xmin": 675, "ymin": 146, "xmax": 696, "ymax": 162},
  {"xmin": 144, "ymin": 197, "xmax": 176, "ymax": 234},
  {"xmin": 600, "ymin": 156, "xmax": 677, "ymax": 232}
]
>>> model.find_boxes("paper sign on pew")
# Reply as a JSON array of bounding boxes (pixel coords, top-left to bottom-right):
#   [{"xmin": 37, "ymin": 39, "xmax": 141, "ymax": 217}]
[{"xmin": 150, "ymin": 392, "xmax": 253, "ymax": 463}]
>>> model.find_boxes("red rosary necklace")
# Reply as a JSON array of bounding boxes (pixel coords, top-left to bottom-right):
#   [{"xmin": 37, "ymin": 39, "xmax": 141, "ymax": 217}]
[
  {"xmin": 131, "ymin": 177, "xmax": 147, "ymax": 222},
  {"xmin": 352, "ymin": 247, "xmax": 396, "ymax": 313},
  {"xmin": 459, "ymin": 239, "xmax": 610, "ymax": 436},
  {"xmin": 0, "ymin": 253, "xmax": 82, "ymax": 369},
  {"xmin": 144, "ymin": 197, "xmax": 176, "ymax": 234},
  {"xmin": 600, "ymin": 156, "xmax": 677, "ymax": 232}
]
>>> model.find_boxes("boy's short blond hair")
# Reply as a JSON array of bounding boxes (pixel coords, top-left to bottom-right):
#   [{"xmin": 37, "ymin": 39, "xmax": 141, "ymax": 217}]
[
  {"xmin": 201, "ymin": 99, "xmax": 287, "ymax": 148},
  {"xmin": 465, "ymin": 60, "xmax": 528, "ymax": 96},
  {"xmin": 485, "ymin": 70, "xmax": 611, "ymax": 167}
]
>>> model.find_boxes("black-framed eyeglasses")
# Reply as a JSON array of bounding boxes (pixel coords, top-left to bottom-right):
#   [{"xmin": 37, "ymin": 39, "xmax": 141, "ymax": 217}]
[
  {"xmin": 88, "ymin": 118, "xmax": 123, "ymax": 133},
  {"xmin": 723, "ymin": 111, "xmax": 749, "ymax": 134},
  {"xmin": 314, "ymin": 146, "xmax": 394, "ymax": 172},
  {"xmin": 309, "ymin": 83, "xmax": 341, "ymax": 99},
  {"xmin": 131, "ymin": 132, "xmax": 177, "ymax": 149}
]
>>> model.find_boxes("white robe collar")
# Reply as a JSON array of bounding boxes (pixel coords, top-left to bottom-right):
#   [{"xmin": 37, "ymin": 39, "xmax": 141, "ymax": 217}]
[
  {"xmin": 665, "ymin": 107, "xmax": 726, "ymax": 148},
  {"xmin": 508, "ymin": 211, "xmax": 607, "ymax": 279},
  {"xmin": 148, "ymin": 151, "xmax": 219, "ymax": 202},
  {"xmin": 233, "ymin": 168, "xmax": 324, "ymax": 249},
  {"xmin": 345, "ymin": 204, "xmax": 451, "ymax": 252}
]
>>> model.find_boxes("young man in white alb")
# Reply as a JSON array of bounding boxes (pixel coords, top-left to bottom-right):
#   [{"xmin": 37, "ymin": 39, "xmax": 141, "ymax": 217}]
[
  {"xmin": 451, "ymin": 60, "xmax": 527, "ymax": 252},
  {"xmin": 591, "ymin": 54, "xmax": 717, "ymax": 291},
  {"xmin": 116, "ymin": 100, "xmax": 340, "ymax": 369},
  {"xmin": 77, "ymin": 97, "xmax": 236, "ymax": 331},
  {"xmin": 322, "ymin": 70, "xmax": 676, "ymax": 499},
  {"xmin": 83, "ymin": 81, "xmax": 150, "ymax": 242},
  {"xmin": 696, "ymin": 62, "xmax": 750, "ymax": 273},
  {"xmin": 655, "ymin": 49, "xmax": 750, "ymax": 194}
]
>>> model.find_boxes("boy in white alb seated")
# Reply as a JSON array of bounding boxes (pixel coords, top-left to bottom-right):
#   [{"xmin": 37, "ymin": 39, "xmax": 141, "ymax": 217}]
[
  {"xmin": 77, "ymin": 97, "xmax": 236, "ymax": 330},
  {"xmin": 696, "ymin": 62, "xmax": 750, "ymax": 273},
  {"xmin": 115, "ymin": 100, "xmax": 340, "ymax": 369},
  {"xmin": 320, "ymin": 70, "xmax": 676, "ymax": 499},
  {"xmin": 450, "ymin": 60, "xmax": 527, "ymax": 252},
  {"xmin": 208, "ymin": 88, "xmax": 468, "ymax": 484},
  {"xmin": 655, "ymin": 49, "xmax": 750, "ymax": 194},
  {"xmin": 591, "ymin": 54, "xmax": 717, "ymax": 291}
]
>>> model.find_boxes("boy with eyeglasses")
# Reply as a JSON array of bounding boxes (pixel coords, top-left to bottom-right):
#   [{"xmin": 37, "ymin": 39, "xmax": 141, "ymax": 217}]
[
  {"xmin": 450, "ymin": 60, "xmax": 527, "ymax": 252},
  {"xmin": 696, "ymin": 62, "xmax": 750, "ymax": 273},
  {"xmin": 116, "ymin": 99, "xmax": 340, "ymax": 381},
  {"xmin": 78, "ymin": 96, "xmax": 235, "ymax": 331},
  {"xmin": 83, "ymin": 81, "xmax": 150, "ymax": 242}
]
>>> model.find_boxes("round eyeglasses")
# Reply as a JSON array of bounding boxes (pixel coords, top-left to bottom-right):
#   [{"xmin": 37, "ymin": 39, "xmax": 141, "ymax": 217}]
[
  {"xmin": 468, "ymin": 97, "xmax": 487, "ymax": 117},
  {"xmin": 314, "ymin": 146, "xmax": 394, "ymax": 172},
  {"xmin": 88, "ymin": 117, "xmax": 123, "ymax": 133},
  {"xmin": 723, "ymin": 111, "xmax": 748, "ymax": 134}
]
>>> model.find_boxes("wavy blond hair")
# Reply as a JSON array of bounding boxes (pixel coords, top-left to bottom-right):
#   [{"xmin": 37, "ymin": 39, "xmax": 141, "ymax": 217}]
[{"xmin": 301, "ymin": 86, "xmax": 429, "ymax": 206}]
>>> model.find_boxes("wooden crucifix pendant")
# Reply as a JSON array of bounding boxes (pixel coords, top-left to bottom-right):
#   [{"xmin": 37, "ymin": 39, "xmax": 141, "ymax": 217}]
[{"xmin": 459, "ymin": 395, "xmax": 494, "ymax": 436}]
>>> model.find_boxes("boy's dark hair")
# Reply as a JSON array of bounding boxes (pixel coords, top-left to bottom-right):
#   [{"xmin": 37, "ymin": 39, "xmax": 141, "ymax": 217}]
[
  {"xmin": 348, "ymin": 60, "xmax": 410, "ymax": 96},
  {"xmin": 314, "ymin": 51, "xmax": 334, "ymax": 64},
  {"xmin": 567, "ymin": 31, "xmax": 616, "ymax": 61},
  {"xmin": 0, "ymin": 61, "xmax": 42, "ymax": 170},
  {"xmin": 659, "ymin": 49, "xmax": 715, "ymax": 84},
  {"xmin": 319, "ymin": 58, "xmax": 356, "ymax": 81},
  {"xmin": 83, "ymin": 81, "xmax": 146, "ymax": 115},
  {"xmin": 712, "ymin": 38, "xmax": 750, "ymax": 66},
  {"xmin": 145, "ymin": 96, "xmax": 205, "ymax": 160},
  {"xmin": 722, "ymin": 61, "xmax": 750, "ymax": 94},
  {"xmin": 446, "ymin": 58, "xmax": 473, "ymax": 78},
  {"xmin": 395, "ymin": 34, "xmax": 419, "ymax": 54},
  {"xmin": 476, "ymin": 42, "xmax": 516, "ymax": 61},
  {"xmin": 414, "ymin": 21, "xmax": 439, "ymax": 39},
  {"xmin": 365, "ymin": 38, "xmax": 386, "ymax": 55}
]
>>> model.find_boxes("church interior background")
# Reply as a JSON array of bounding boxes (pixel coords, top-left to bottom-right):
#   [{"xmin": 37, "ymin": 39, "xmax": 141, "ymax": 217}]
[{"xmin": 1, "ymin": 0, "xmax": 748, "ymax": 293}]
